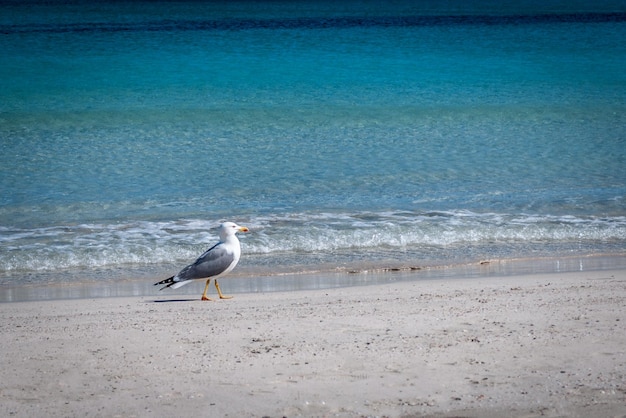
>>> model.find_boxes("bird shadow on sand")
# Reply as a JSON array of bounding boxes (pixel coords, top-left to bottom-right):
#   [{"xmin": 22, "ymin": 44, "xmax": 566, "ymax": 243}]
[{"xmin": 151, "ymin": 298, "xmax": 199, "ymax": 303}]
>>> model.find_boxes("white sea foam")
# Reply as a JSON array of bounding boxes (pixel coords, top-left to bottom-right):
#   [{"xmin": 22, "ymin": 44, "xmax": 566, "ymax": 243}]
[{"xmin": 1, "ymin": 211, "xmax": 624, "ymax": 280}]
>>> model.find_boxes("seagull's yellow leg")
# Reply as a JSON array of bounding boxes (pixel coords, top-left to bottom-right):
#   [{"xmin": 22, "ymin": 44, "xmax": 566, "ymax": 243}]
[
  {"xmin": 201, "ymin": 279, "xmax": 213, "ymax": 301},
  {"xmin": 214, "ymin": 279, "xmax": 233, "ymax": 300}
]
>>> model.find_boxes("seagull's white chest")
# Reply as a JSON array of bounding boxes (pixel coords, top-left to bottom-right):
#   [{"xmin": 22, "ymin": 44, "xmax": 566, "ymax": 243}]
[{"xmin": 220, "ymin": 236, "xmax": 241, "ymax": 275}]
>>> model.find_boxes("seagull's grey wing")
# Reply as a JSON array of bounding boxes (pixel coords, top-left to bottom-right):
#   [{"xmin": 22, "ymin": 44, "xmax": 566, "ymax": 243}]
[{"xmin": 176, "ymin": 243, "xmax": 234, "ymax": 281}]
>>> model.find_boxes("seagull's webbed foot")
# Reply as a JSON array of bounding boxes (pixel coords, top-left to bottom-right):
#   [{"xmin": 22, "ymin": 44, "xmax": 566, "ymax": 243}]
[
  {"xmin": 215, "ymin": 279, "xmax": 233, "ymax": 300},
  {"xmin": 201, "ymin": 279, "xmax": 214, "ymax": 301}
]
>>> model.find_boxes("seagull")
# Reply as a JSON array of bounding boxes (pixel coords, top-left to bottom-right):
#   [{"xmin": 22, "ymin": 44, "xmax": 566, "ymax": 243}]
[{"xmin": 154, "ymin": 221, "xmax": 249, "ymax": 300}]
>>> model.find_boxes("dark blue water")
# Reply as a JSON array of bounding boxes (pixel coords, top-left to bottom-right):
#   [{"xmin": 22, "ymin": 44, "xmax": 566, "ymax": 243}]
[{"xmin": 1, "ymin": 0, "xmax": 625, "ymax": 290}]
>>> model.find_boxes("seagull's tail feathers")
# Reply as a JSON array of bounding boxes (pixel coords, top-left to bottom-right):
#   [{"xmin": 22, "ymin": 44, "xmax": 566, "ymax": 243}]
[
  {"xmin": 154, "ymin": 276, "xmax": 193, "ymax": 291},
  {"xmin": 154, "ymin": 275, "xmax": 177, "ymax": 291}
]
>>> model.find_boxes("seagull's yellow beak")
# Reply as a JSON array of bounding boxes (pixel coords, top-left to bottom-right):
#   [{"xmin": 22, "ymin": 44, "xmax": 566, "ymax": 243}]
[{"xmin": 239, "ymin": 226, "xmax": 250, "ymax": 233}]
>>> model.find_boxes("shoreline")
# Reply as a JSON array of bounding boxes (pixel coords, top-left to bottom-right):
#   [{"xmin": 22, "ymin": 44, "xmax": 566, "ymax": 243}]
[
  {"xmin": 1, "ymin": 269, "xmax": 625, "ymax": 417},
  {"xmin": 1, "ymin": 253, "xmax": 625, "ymax": 303}
]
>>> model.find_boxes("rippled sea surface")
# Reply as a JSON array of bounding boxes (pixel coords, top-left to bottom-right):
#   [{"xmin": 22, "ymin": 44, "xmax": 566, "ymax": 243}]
[{"xmin": 1, "ymin": 1, "xmax": 625, "ymax": 294}]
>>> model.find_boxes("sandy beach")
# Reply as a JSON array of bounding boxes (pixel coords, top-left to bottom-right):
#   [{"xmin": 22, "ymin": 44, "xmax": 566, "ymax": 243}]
[{"xmin": 1, "ymin": 269, "xmax": 625, "ymax": 418}]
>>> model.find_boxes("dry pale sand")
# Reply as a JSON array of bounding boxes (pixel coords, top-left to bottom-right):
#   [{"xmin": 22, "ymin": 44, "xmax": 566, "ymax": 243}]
[{"xmin": 1, "ymin": 269, "xmax": 625, "ymax": 418}]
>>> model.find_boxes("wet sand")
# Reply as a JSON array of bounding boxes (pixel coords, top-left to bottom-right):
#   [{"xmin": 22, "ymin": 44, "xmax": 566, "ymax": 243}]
[{"xmin": 1, "ymin": 269, "xmax": 625, "ymax": 417}]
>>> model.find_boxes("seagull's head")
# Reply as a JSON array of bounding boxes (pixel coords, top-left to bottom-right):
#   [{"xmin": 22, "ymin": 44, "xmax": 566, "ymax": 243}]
[{"xmin": 219, "ymin": 221, "xmax": 249, "ymax": 240}]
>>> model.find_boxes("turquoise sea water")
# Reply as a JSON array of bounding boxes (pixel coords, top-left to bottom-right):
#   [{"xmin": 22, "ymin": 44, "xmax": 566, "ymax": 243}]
[{"xmin": 1, "ymin": 1, "xmax": 625, "ymax": 296}]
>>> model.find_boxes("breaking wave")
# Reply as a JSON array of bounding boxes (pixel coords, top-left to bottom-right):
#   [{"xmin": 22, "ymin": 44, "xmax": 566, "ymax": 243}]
[{"xmin": 1, "ymin": 210, "xmax": 624, "ymax": 276}]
